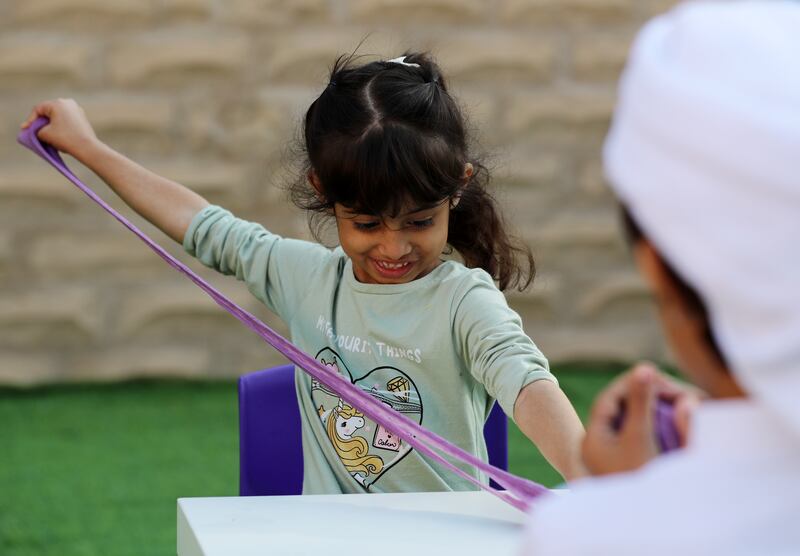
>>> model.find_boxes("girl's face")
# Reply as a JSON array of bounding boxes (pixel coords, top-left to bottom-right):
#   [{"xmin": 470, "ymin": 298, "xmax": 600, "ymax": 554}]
[{"xmin": 334, "ymin": 200, "xmax": 451, "ymax": 285}]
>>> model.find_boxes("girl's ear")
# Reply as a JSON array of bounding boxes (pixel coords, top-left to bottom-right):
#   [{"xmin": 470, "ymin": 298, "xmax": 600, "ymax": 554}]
[
  {"xmin": 463, "ymin": 162, "xmax": 474, "ymax": 180},
  {"xmin": 308, "ymin": 169, "xmax": 325, "ymax": 198},
  {"xmin": 450, "ymin": 163, "xmax": 474, "ymax": 209}
]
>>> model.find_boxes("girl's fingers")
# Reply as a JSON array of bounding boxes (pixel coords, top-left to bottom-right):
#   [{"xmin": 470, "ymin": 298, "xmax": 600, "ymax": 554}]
[
  {"xmin": 20, "ymin": 99, "xmax": 97, "ymax": 156},
  {"xmin": 20, "ymin": 101, "xmax": 53, "ymax": 129},
  {"xmin": 20, "ymin": 108, "xmax": 40, "ymax": 129}
]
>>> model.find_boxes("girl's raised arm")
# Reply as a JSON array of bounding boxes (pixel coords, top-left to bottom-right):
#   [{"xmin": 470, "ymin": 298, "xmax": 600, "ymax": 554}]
[{"xmin": 21, "ymin": 98, "xmax": 209, "ymax": 244}]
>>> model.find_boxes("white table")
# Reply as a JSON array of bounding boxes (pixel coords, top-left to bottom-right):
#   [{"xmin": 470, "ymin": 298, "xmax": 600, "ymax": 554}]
[{"xmin": 178, "ymin": 491, "xmax": 532, "ymax": 555}]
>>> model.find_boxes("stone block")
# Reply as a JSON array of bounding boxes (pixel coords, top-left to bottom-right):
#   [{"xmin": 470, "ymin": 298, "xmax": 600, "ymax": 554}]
[
  {"xmin": 571, "ymin": 33, "xmax": 634, "ymax": 81},
  {"xmin": 530, "ymin": 326, "xmax": 663, "ymax": 363},
  {"xmin": 72, "ymin": 345, "xmax": 211, "ymax": 381},
  {"xmin": 114, "ymin": 282, "xmax": 254, "ymax": 335},
  {"xmin": 0, "ymin": 164, "xmax": 81, "ymax": 203},
  {"xmin": 644, "ymin": 0, "xmax": 680, "ymax": 18},
  {"xmin": 511, "ymin": 297, "xmax": 556, "ymax": 328},
  {"xmin": 28, "ymin": 231, "xmax": 160, "ymax": 275},
  {"xmin": 435, "ymin": 34, "xmax": 556, "ymax": 84},
  {"xmin": 181, "ymin": 105, "xmax": 226, "ymax": 153},
  {"xmin": 220, "ymin": 0, "xmax": 330, "ymax": 26},
  {"xmin": 537, "ymin": 212, "xmax": 622, "ymax": 248},
  {"xmin": 0, "ymin": 233, "xmax": 11, "ymax": 266},
  {"xmin": 502, "ymin": 90, "xmax": 615, "ymax": 136},
  {"xmin": 212, "ymin": 87, "xmax": 316, "ymax": 160},
  {"xmin": 577, "ymin": 272, "xmax": 650, "ymax": 317},
  {"xmin": 507, "ymin": 273, "xmax": 560, "ymax": 319},
  {"xmin": 160, "ymin": 0, "xmax": 212, "ymax": 19},
  {"xmin": 0, "ymin": 2, "xmax": 10, "ymax": 28},
  {"xmin": 81, "ymin": 96, "xmax": 174, "ymax": 134},
  {"xmin": 260, "ymin": 32, "xmax": 397, "ymax": 84},
  {"xmin": 143, "ymin": 160, "xmax": 247, "ymax": 197},
  {"xmin": 497, "ymin": 146, "xmax": 563, "ymax": 189},
  {"xmin": 349, "ymin": 0, "xmax": 487, "ymax": 24},
  {"xmin": 107, "ymin": 30, "xmax": 248, "ymax": 85},
  {"xmin": 499, "ymin": 0, "xmax": 635, "ymax": 24},
  {"xmin": 494, "ymin": 182, "xmax": 566, "ymax": 240},
  {"xmin": 11, "ymin": 0, "xmax": 153, "ymax": 22},
  {"xmin": 237, "ymin": 336, "xmax": 297, "ymax": 375},
  {"xmin": 0, "ymin": 36, "xmax": 92, "ymax": 86},
  {"xmin": 450, "ymin": 89, "xmax": 500, "ymax": 145},
  {"xmin": 0, "ymin": 352, "xmax": 61, "ymax": 386},
  {"xmin": 578, "ymin": 157, "xmax": 612, "ymax": 196},
  {"xmin": 0, "ymin": 286, "xmax": 103, "ymax": 346}
]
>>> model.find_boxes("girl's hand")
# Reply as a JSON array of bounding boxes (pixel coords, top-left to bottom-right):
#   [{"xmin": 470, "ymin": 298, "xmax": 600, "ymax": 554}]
[
  {"xmin": 21, "ymin": 97, "xmax": 209, "ymax": 244},
  {"xmin": 581, "ymin": 363, "xmax": 702, "ymax": 476},
  {"xmin": 20, "ymin": 98, "xmax": 99, "ymax": 160}
]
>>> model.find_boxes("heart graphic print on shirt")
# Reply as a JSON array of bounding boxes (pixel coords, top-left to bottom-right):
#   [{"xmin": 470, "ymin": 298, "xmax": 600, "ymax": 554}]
[{"xmin": 312, "ymin": 347, "xmax": 423, "ymax": 490}]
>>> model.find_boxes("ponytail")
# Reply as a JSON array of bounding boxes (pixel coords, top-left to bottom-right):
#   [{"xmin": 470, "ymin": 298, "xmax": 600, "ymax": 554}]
[{"xmin": 449, "ymin": 164, "xmax": 535, "ymax": 291}]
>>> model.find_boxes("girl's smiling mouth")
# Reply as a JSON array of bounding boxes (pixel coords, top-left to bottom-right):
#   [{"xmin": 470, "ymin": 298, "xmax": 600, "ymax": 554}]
[{"xmin": 371, "ymin": 258, "xmax": 415, "ymax": 279}]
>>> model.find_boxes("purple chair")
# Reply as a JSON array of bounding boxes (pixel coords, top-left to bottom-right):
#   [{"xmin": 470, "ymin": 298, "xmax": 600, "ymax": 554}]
[{"xmin": 238, "ymin": 364, "xmax": 509, "ymax": 496}]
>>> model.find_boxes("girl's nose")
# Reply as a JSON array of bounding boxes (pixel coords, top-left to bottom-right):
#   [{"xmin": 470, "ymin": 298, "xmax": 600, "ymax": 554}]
[{"xmin": 378, "ymin": 230, "xmax": 412, "ymax": 259}]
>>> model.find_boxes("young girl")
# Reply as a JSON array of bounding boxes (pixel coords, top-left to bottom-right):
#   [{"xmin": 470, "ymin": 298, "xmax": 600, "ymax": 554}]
[{"xmin": 22, "ymin": 52, "xmax": 585, "ymax": 493}]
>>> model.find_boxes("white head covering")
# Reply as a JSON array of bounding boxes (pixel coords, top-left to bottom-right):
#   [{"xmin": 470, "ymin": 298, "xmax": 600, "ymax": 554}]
[{"xmin": 604, "ymin": 0, "xmax": 800, "ymax": 435}]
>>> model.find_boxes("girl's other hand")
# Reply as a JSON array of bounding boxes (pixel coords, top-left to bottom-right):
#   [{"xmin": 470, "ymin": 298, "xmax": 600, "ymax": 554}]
[
  {"xmin": 20, "ymin": 98, "xmax": 99, "ymax": 160},
  {"xmin": 581, "ymin": 363, "xmax": 702, "ymax": 476}
]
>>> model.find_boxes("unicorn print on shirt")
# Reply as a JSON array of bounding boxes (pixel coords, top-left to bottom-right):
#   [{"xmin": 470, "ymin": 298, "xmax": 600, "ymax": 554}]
[
  {"xmin": 318, "ymin": 399, "xmax": 384, "ymax": 486},
  {"xmin": 312, "ymin": 349, "xmax": 423, "ymax": 490}
]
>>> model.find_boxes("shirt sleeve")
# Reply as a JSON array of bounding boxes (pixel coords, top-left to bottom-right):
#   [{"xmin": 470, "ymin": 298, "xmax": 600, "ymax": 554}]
[
  {"xmin": 182, "ymin": 205, "xmax": 332, "ymax": 322},
  {"xmin": 452, "ymin": 271, "xmax": 556, "ymax": 421}
]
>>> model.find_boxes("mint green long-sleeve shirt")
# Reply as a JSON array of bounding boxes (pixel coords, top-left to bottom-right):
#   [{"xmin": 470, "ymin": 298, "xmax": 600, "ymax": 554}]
[{"xmin": 184, "ymin": 205, "xmax": 555, "ymax": 494}]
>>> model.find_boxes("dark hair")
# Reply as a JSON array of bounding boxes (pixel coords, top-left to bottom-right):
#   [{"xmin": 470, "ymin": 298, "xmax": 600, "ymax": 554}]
[
  {"xmin": 620, "ymin": 206, "xmax": 728, "ymax": 368},
  {"xmin": 290, "ymin": 51, "xmax": 534, "ymax": 291}
]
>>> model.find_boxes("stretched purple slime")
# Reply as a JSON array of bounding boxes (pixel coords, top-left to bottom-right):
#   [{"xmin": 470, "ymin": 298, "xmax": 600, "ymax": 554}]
[{"xmin": 18, "ymin": 116, "xmax": 550, "ymax": 511}]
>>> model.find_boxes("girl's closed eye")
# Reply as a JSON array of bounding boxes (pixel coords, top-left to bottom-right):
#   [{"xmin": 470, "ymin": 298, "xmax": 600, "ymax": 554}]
[
  {"xmin": 354, "ymin": 220, "xmax": 380, "ymax": 231},
  {"xmin": 410, "ymin": 217, "xmax": 434, "ymax": 229},
  {"xmin": 352, "ymin": 218, "xmax": 434, "ymax": 231}
]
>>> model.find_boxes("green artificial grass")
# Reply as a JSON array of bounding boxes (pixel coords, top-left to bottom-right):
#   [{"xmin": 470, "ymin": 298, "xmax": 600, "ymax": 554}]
[
  {"xmin": 1, "ymin": 381, "xmax": 238, "ymax": 556},
  {"xmin": 0, "ymin": 365, "xmax": 625, "ymax": 556}
]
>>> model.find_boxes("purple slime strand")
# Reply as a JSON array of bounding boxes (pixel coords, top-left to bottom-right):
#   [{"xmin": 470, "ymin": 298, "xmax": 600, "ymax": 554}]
[
  {"xmin": 611, "ymin": 398, "xmax": 681, "ymax": 453},
  {"xmin": 18, "ymin": 117, "xmax": 549, "ymax": 510},
  {"xmin": 654, "ymin": 401, "xmax": 681, "ymax": 452}
]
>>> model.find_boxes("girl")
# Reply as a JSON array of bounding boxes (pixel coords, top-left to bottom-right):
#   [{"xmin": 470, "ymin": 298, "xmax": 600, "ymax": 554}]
[{"xmin": 22, "ymin": 52, "xmax": 585, "ymax": 493}]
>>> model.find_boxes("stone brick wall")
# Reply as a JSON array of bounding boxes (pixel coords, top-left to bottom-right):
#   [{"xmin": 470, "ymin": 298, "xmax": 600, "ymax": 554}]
[{"xmin": 0, "ymin": 0, "xmax": 677, "ymax": 385}]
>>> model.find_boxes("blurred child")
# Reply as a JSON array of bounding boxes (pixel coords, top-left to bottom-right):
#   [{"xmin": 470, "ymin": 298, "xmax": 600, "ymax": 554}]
[{"xmin": 524, "ymin": 2, "xmax": 800, "ymax": 553}]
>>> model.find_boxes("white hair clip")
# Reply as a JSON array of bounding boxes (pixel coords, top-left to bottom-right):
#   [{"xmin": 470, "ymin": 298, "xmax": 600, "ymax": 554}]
[{"xmin": 387, "ymin": 56, "xmax": 421, "ymax": 68}]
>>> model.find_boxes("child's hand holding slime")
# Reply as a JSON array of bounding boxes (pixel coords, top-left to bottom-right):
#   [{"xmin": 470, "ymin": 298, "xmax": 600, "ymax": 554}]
[{"xmin": 581, "ymin": 364, "xmax": 700, "ymax": 476}]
